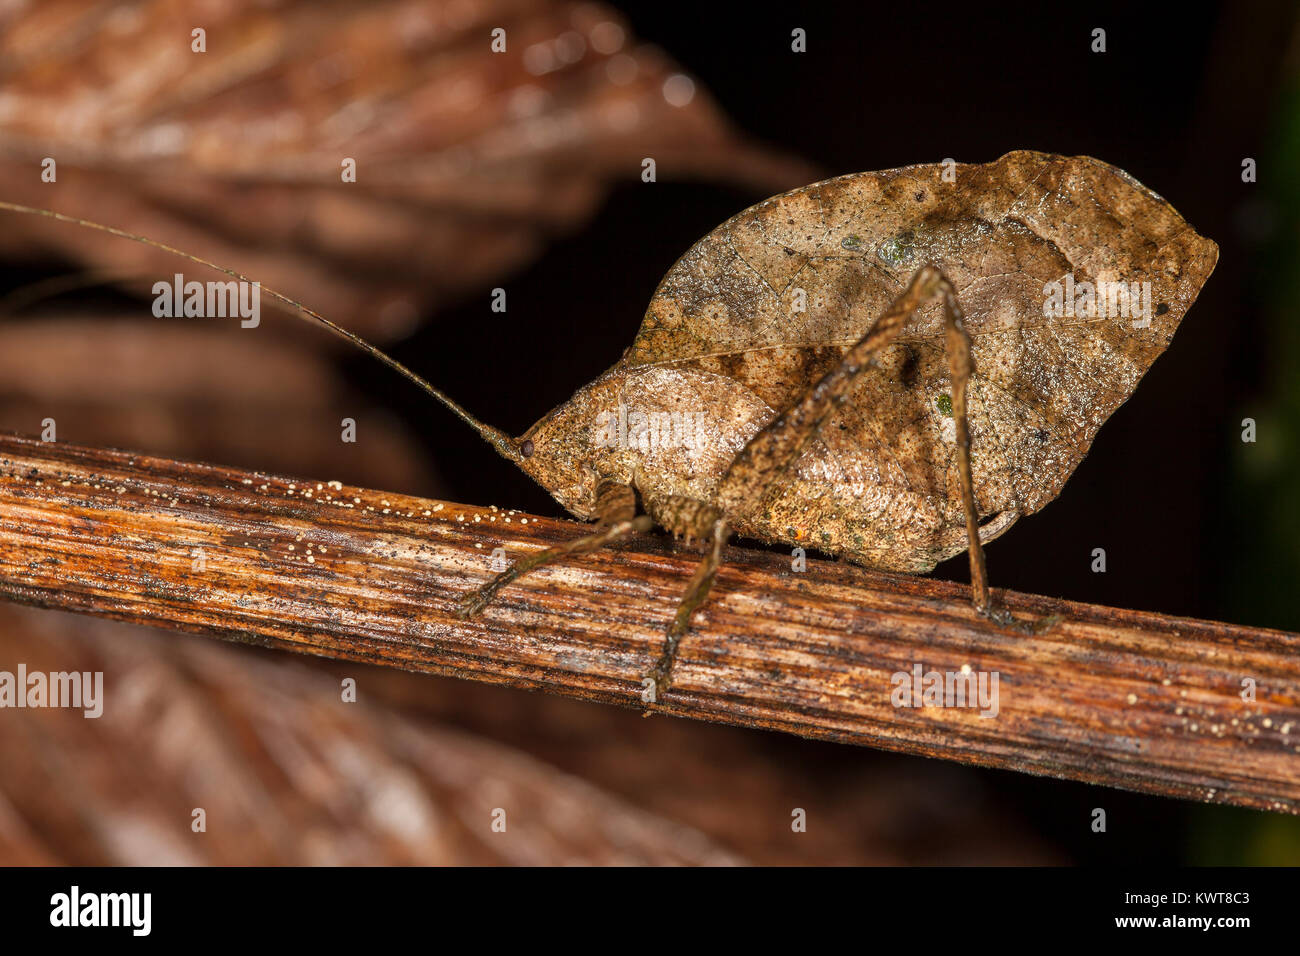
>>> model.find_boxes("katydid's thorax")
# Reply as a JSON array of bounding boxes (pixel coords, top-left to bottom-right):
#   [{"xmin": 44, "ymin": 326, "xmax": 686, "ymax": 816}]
[{"xmin": 518, "ymin": 366, "xmax": 769, "ymax": 519}]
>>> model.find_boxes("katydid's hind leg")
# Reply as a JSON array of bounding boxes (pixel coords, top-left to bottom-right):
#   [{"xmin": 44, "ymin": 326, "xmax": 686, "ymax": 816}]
[
  {"xmin": 936, "ymin": 279, "xmax": 991, "ymax": 614},
  {"xmin": 643, "ymin": 518, "xmax": 728, "ymax": 700},
  {"xmin": 457, "ymin": 481, "xmax": 647, "ymax": 619},
  {"xmin": 707, "ymin": 265, "xmax": 1000, "ymax": 617},
  {"xmin": 710, "ymin": 266, "xmax": 946, "ymax": 522}
]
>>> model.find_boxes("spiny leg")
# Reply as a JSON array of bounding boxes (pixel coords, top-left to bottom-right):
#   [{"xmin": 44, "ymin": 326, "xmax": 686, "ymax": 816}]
[
  {"xmin": 709, "ymin": 265, "xmax": 993, "ymax": 614},
  {"xmin": 644, "ymin": 516, "xmax": 728, "ymax": 699},
  {"xmin": 712, "ymin": 265, "xmax": 946, "ymax": 516},
  {"xmin": 936, "ymin": 278, "xmax": 990, "ymax": 613},
  {"xmin": 458, "ymin": 481, "xmax": 647, "ymax": 618},
  {"xmin": 643, "ymin": 267, "xmax": 973, "ymax": 696}
]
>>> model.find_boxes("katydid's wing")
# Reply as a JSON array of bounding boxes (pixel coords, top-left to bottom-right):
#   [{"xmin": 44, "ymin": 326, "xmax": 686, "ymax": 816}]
[{"xmin": 622, "ymin": 152, "xmax": 1217, "ymax": 569}]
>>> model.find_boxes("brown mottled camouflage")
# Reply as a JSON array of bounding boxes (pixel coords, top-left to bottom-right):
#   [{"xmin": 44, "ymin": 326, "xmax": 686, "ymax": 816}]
[{"xmin": 520, "ymin": 151, "xmax": 1218, "ymax": 573}]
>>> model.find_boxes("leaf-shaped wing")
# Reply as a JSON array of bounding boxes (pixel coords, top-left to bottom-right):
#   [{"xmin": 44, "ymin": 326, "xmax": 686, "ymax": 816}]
[{"xmin": 622, "ymin": 152, "xmax": 1217, "ymax": 569}]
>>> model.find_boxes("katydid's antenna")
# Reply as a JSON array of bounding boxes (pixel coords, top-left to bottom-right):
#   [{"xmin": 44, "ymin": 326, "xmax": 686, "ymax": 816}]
[{"xmin": 0, "ymin": 200, "xmax": 522, "ymax": 463}]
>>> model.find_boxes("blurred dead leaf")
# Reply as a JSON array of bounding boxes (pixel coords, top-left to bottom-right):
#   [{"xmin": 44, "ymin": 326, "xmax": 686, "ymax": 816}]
[
  {"xmin": 0, "ymin": 316, "xmax": 436, "ymax": 488},
  {"xmin": 0, "ymin": 0, "xmax": 815, "ymax": 338},
  {"xmin": 0, "ymin": 604, "xmax": 744, "ymax": 864}
]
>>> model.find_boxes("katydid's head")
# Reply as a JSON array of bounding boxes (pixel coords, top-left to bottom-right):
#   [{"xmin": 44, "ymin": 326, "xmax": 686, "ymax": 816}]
[
  {"xmin": 514, "ymin": 374, "xmax": 632, "ymax": 521},
  {"xmin": 513, "ymin": 409, "xmax": 603, "ymax": 520}
]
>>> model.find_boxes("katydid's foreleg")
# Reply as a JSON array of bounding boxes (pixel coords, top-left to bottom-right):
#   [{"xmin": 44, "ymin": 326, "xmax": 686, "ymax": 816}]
[{"xmin": 457, "ymin": 481, "xmax": 648, "ymax": 618}]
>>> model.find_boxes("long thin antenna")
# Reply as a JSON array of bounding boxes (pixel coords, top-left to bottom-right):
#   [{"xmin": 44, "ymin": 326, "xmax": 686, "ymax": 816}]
[{"xmin": 0, "ymin": 199, "xmax": 522, "ymax": 463}]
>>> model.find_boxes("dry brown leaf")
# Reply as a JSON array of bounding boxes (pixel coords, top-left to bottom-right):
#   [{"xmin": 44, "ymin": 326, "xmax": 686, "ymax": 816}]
[
  {"xmin": 0, "ymin": 316, "xmax": 435, "ymax": 488},
  {"xmin": 0, "ymin": 603, "xmax": 746, "ymax": 865},
  {"xmin": 0, "ymin": 0, "xmax": 814, "ymax": 338}
]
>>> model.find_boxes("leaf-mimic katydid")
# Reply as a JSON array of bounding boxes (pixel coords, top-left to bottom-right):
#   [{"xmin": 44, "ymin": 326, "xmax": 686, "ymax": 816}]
[{"xmin": 0, "ymin": 151, "xmax": 1219, "ymax": 698}]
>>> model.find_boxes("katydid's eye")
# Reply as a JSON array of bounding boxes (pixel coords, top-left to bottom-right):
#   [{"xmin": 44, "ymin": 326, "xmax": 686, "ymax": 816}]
[{"xmin": 520, "ymin": 439, "xmax": 534, "ymax": 458}]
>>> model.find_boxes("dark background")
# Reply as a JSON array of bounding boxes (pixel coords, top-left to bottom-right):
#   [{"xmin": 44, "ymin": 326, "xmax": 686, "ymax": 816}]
[{"xmin": 364, "ymin": 0, "xmax": 1299, "ymax": 863}]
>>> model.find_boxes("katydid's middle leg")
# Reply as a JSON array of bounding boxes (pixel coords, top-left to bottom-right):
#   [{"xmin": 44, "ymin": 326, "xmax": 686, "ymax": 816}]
[{"xmin": 643, "ymin": 516, "xmax": 728, "ymax": 700}]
